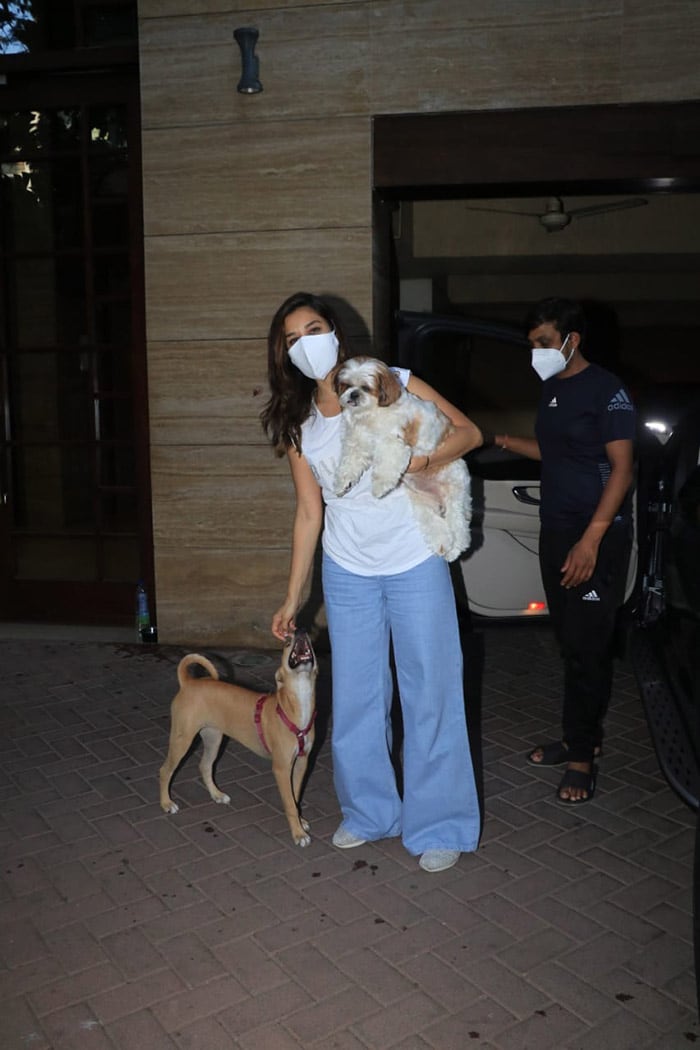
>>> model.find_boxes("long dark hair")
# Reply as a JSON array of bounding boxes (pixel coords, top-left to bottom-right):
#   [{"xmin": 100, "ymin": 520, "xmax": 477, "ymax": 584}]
[{"xmin": 261, "ymin": 291, "xmax": 350, "ymax": 454}]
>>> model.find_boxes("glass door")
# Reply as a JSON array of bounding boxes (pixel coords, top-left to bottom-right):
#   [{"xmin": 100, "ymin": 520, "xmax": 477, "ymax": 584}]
[{"xmin": 0, "ymin": 74, "xmax": 152, "ymax": 624}]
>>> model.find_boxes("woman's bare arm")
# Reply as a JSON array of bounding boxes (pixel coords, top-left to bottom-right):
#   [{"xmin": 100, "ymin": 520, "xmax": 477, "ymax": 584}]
[
  {"xmin": 404, "ymin": 374, "xmax": 484, "ymax": 472},
  {"xmin": 271, "ymin": 449, "xmax": 324, "ymax": 639}
]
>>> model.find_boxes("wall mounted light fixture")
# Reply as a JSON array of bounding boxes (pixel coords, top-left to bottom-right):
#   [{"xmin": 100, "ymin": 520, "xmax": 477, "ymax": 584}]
[{"xmin": 233, "ymin": 27, "xmax": 263, "ymax": 94}]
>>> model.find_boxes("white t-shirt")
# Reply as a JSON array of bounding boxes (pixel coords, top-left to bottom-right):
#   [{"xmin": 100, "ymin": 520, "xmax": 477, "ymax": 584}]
[{"xmin": 300, "ymin": 368, "xmax": 432, "ymax": 576}]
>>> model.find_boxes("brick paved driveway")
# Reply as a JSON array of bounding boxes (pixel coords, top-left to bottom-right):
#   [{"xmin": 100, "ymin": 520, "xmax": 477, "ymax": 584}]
[{"xmin": 1, "ymin": 624, "xmax": 696, "ymax": 1048}]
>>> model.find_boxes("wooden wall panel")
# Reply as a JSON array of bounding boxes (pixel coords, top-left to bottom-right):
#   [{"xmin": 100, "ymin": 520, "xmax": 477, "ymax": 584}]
[
  {"xmin": 141, "ymin": 119, "xmax": 370, "ymax": 236},
  {"xmin": 154, "ymin": 547, "xmax": 302, "ymax": 647},
  {"xmin": 148, "ymin": 340, "xmax": 270, "ymax": 446},
  {"xmin": 621, "ymin": 0, "xmax": 700, "ymax": 101},
  {"xmin": 368, "ymin": 0, "xmax": 621, "ymax": 112},
  {"xmin": 140, "ymin": 6, "xmax": 369, "ymax": 128},
  {"xmin": 139, "ymin": 0, "xmax": 357, "ymax": 16},
  {"xmin": 150, "ymin": 446, "xmax": 295, "ymax": 548},
  {"xmin": 144, "ymin": 229, "xmax": 372, "ymax": 342}
]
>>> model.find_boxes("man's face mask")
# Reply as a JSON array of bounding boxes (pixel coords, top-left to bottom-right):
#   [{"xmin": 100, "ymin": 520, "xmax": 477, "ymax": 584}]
[
  {"xmin": 288, "ymin": 330, "xmax": 339, "ymax": 380},
  {"xmin": 531, "ymin": 333, "xmax": 573, "ymax": 381}
]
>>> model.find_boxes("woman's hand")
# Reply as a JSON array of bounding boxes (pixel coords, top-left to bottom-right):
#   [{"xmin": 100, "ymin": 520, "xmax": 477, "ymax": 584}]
[
  {"xmin": 405, "ymin": 454, "xmax": 432, "ymax": 474},
  {"xmin": 271, "ymin": 600, "xmax": 298, "ymax": 640}
]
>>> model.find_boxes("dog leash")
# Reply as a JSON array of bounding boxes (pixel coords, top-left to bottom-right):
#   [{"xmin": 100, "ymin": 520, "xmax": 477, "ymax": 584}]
[{"xmin": 254, "ymin": 695, "xmax": 317, "ymax": 757}]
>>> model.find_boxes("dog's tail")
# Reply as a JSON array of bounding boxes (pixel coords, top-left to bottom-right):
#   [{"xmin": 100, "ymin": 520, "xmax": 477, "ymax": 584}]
[{"xmin": 177, "ymin": 653, "xmax": 219, "ymax": 688}]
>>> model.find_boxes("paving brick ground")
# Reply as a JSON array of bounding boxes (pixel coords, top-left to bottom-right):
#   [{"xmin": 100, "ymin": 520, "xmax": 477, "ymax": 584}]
[{"xmin": 0, "ymin": 623, "xmax": 697, "ymax": 1049}]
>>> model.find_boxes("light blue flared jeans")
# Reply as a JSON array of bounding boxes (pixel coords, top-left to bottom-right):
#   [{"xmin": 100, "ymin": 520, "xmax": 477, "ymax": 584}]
[{"xmin": 322, "ymin": 552, "xmax": 480, "ymax": 855}]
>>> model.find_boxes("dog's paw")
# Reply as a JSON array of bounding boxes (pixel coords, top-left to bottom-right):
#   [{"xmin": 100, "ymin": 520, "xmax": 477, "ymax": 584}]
[
  {"xmin": 334, "ymin": 469, "xmax": 362, "ymax": 496},
  {"xmin": 292, "ymin": 819, "xmax": 311, "ymax": 847},
  {"xmin": 162, "ymin": 800, "xmax": 179, "ymax": 815},
  {"xmin": 372, "ymin": 476, "xmax": 401, "ymax": 498},
  {"xmin": 212, "ymin": 792, "xmax": 231, "ymax": 805}
]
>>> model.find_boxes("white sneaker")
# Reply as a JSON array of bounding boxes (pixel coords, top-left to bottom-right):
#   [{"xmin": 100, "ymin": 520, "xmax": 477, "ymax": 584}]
[
  {"xmin": 332, "ymin": 825, "xmax": 366, "ymax": 849},
  {"xmin": 419, "ymin": 849, "xmax": 460, "ymax": 872}
]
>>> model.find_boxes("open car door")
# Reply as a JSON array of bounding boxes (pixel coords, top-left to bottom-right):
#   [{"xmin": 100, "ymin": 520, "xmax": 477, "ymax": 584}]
[{"xmin": 395, "ymin": 311, "xmax": 547, "ymax": 618}]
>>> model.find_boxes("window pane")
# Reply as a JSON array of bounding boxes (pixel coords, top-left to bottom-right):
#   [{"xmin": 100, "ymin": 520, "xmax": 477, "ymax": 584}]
[
  {"xmin": 89, "ymin": 106, "xmax": 127, "ymax": 152},
  {"xmin": 100, "ymin": 442, "xmax": 135, "ymax": 487},
  {"xmin": 91, "ymin": 155, "xmax": 129, "ymax": 199},
  {"xmin": 92, "ymin": 200, "xmax": 129, "ymax": 247},
  {"xmin": 0, "ymin": 0, "xmax": 76, "ymax": 55},
  {"xmin": 95, "ymin": 299, "xmax": 130, "ymax": 345},
  {"xmin": 13, "ymin": 445, "xmax": 94, "ymax": 529},
  {"xmin": 15, "ymin": 536, "xmax": 97, "ymax": 580},
  {"xmin": 0, "ymin": 108, "xmax": 81, "ymax": 152},
  {"xmin": 10, "ymin": 352, "xmax": 93, "ymax": 442},
  {"xmin": 101, "ymin": 490, "xmax": 137, "ymax": 531},
  {"xmin": 98, "ymin": 396, "xmax": 133, "ymax": 441},
  {"xmin": 95, "ymin": 349, "xmax": 131, "ymax": 395},
  {"xmin": 2, "ymin": 159, "xmax": 83, "ymax": 251},
  {"xmin": 411, "ymin": 331, "xmax": 540, "ymax": 437},
  {"xmin": 466, "ymin": 335, "xmax": 541, "ymax": 428},
  {"xmin": 82, "ymin": 4, "xmax": 137, "ymax": 46},
  {"xmin": 0, "ymin": 1, "xmax": 137, "ymax": 55},
  {"xmin": 14, "ymin": 258, "xmax": 86, "ymax": 346},
  {"xmin": 102, "ymin": 534, "xmax": 139, "ymax": 580},
  {"xmin": 94, "ymin": 254, "xmax": 129, "ymax": 295}
]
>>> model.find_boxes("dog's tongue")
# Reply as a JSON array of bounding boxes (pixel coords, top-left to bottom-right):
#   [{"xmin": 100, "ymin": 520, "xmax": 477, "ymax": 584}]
[{"xmin": 289, "ymin": 630, "xmax": 314, "ymax": 668}]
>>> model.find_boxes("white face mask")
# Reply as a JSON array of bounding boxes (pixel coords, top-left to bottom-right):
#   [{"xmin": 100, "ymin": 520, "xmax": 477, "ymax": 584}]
[
  {"xmin": 531, "ymin": 334, "xmax": 573, "ymax": 381},
  {"xmin": 288, "ymin": 330, "xmax": 339, "ymax": 380}
]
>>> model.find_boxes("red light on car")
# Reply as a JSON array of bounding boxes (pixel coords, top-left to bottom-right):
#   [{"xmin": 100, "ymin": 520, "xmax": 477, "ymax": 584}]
[{"xmin": 527, "ymin": 601, "xmax": 546, "ymax": 612}]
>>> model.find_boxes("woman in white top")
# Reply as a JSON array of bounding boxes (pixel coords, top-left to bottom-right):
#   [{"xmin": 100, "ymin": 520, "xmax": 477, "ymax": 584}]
[{"xmin": 262, "ymin": 291, "xmax": 484, "ymax": 872}]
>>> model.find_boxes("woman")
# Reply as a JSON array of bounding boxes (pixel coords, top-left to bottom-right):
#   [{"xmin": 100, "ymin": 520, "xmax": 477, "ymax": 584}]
[
  {"xmin": 496, "ymin": 297, "xmax": 635, "ymax": 805},
  {"xmin": 261, "ymin": 291, "xmax": 483, "ymax": 872}
]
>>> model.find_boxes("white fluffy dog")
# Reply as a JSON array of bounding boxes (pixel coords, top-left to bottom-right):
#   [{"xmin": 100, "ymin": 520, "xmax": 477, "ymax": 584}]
[{"xmin": 333, "ymin": 356, "xmax": 471, "ymax": 562}]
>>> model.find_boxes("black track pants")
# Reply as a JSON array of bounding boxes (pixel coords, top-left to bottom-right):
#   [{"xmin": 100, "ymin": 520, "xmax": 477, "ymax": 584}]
[{"xmin": 539, "ymin": 522, "xmax": 631, "ymax": 764}]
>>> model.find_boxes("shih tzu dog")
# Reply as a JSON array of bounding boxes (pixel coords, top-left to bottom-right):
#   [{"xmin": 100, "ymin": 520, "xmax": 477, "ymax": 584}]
[{"xmin": 333, "ymin": 356, "xmax": 471, "ymax": 562}]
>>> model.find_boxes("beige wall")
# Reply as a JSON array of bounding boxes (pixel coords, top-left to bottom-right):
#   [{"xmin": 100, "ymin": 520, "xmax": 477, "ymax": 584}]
[{"xmin": 138, "ymin": 0, "xmax": 700, "ymax": 645}]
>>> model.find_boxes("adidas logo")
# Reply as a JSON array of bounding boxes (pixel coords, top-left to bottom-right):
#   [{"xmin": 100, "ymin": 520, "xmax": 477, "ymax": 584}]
[
  {"xmin": 608, "ymin": 389, "xmax": 633, "ymax": 412},
  {"xmin": 582, "ymin": 589, "xmax": 600, "ymax": 601},
  {"xmin": 548, "ymin": 396, "xmax": 558, "ymax": 407}
]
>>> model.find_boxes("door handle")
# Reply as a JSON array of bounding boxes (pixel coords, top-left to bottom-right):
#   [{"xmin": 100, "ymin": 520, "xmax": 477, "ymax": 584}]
[{"xmin": 512, "ymin": 485, "xmax": 541, "ymax": 506}]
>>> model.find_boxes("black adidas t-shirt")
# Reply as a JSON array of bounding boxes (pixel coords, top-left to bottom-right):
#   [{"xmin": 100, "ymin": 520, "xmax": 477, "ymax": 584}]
[{"xmin": 535, "ymin": 363, "xmax": 636, "ymax": 530}]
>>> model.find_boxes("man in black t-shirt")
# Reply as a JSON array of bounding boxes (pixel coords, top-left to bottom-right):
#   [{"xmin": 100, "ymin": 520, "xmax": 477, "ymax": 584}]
[{"xmin": 495, "ymin": 298, "xmax": 635, "ymax": 805}]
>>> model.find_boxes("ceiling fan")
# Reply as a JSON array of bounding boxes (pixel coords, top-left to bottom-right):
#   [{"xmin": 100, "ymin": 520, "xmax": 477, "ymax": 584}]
[{"xmin": 463, "ymin": 195, "xmax": 648, "ymax": 233}]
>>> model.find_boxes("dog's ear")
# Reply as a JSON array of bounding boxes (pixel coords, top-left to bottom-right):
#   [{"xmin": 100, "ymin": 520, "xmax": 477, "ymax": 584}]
[{"xmin": 376, "ymin": 365, "xmax": 403, "ymax": 407}]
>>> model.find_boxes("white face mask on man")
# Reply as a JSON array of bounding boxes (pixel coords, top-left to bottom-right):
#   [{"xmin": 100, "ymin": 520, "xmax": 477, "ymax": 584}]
[
  {"xmin": 531, "ymin": 333, "xmax": 574, "ymax": 381},
  {"xmin": 288, "ymin": 330, "xmax": 339, "ymax": 380}
]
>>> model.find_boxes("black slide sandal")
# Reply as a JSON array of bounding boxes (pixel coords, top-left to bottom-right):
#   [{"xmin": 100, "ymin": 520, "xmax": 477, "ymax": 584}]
[{"xmin": 556, "ymin": 766, "xmax": 597, "ymax": 805}]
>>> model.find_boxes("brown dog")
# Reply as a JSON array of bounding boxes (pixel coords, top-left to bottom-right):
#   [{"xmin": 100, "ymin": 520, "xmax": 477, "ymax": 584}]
[{"xmin": 159, "ymin": 630, "xmax": 317, "ymax": 846}]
